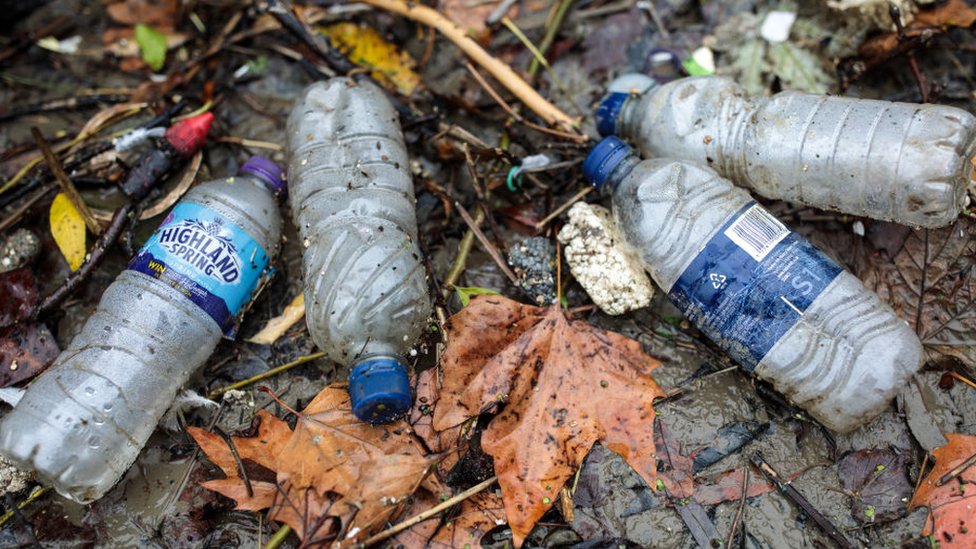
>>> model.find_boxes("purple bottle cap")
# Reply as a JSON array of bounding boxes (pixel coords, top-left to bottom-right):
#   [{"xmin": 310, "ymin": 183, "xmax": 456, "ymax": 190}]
[{"xmin": 240, "ymin": 156, "xmax": 286, "ymax": 197}]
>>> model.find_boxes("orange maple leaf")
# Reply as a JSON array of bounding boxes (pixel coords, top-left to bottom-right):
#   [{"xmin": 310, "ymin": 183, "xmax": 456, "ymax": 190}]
[
  {"xmin": 432, "ymin": 295, "xmax": 665, "ymax": 546},
  {"xmin": 910, "ymin": 433, "xmax": 976, "ymax": 548},
  {"xmin": 191, "ymin": 386, "xmax": 430, "ymax": 546}
]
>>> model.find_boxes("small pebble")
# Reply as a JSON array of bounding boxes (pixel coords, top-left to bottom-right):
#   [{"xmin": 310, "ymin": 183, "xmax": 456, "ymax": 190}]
[{"xmin": 0, "ymin": 229, "xmax": 40, "ymax": 274}]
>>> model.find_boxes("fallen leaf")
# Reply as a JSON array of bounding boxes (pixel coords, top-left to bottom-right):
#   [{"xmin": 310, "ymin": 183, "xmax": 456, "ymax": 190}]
[
  {"xmin": 438, "ymin": 0, "xmax": 516, "ymax": 39},
  {"xmin": 0, "ymin": 267, "xmax": 37, "ymax": 328},
  {"xmin": 432, "ymin": 295, "xmax": 665, "ymax": 546},
  {"xmin": 410, "ymin": 367, "xmax": 464, "ymax": 477},
  {"xmin": 859, "ymin": 0, "xmax": 976, "ymax": 59},
  {"xmin": 189, "ymin": 409, "xmax": 291, "ymax": 511},
  {"xmin": 282, "ymin": 386, "xmax": 430, "ymax": 545},
  {"xmin": 692, "ymin": 468, "xmax": 777, "ymax": 506},
  {"xmin": 247, "ymin": 293, "xmax": 306, "ymax": 344},
  {"xmin": 102, "ymin": 27, "xmax": 190, "ymax": 61},
  {"xmin": 394, "ymin": 489, "xmax": 507, "ymax": 549},
  {"xmin": 0, "ymin": 322, "xmax": 59, "ymax": 388},
  {"xmin": 49, "ymin": 193, "xmax": 87, "ymax": 271},
  {"xmin": 861, "ymin": 218, "xmax": 976, "ymax": 367},
  {"xmin": 134, "ymin": 23, "xmax": 167, "ymax": 71},
  {"xmin": 654, "ymin": 420, "xmax": 694, "ymax": 498},
  {"xmin": 910, "ymin": 433, "xmax": 976, "ymax": 547},
  {"xmin": 837, "ymin": 449, "xmax": 912, "ymax": 523},
  {"xmin": 105, "ymin": 0, "xmax": 179, "ymax": 28},
  {"xmin": 454, "ymin": 286, "xmax": 500, "ymax": 307},
  {"xmin": 319, "ymin": 22, "xmax": 422, "ymax": 96}
]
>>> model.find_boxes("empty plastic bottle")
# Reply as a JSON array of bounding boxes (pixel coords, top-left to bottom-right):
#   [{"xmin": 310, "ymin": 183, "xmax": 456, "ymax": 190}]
[
  {"xmin": 286, "ymin": 78, "xmax": 431, "ymax": 424},
  {"xmin": 596, "ymin": 75, "xmax": 976, "ymax": 228},
  {"xmin": 583, "ymin": 137, "xmax": 923, "ymax": 432},
  {"xmin": 0, "ymin": 157, "xmax": 284, "ymax": 503}
]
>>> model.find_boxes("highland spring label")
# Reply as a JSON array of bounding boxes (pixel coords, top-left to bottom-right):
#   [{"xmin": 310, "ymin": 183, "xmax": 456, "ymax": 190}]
[{"xmin": 128, "ymin": 202, "xmax": 270, "ymax": 336}]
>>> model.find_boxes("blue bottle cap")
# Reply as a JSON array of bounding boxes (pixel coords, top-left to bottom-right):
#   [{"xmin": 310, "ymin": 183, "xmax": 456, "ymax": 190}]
[
  {"xmin": 240, "ymin": 156, "xmax": 286, "ymax": 197},
  {"xmin": 594, "ymin": 92, "xmax": 630, "ymax": 136},
  {"xmin": 349, "ymin": 356, "xmax": 412, "ymax": 423},
  {"xmin": 582, "ymin": 136, "xmax": 633, "ymax": 190}
]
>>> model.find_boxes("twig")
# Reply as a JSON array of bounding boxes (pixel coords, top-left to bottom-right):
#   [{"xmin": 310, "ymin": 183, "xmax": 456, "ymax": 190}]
[
  {"xmin": 751, "ymin": 452, "xmax": 854, "ymax": 549},
  {"xmin": 535, "ymin": 186, "xmax": 593, "ymax": 230},
  {"xmin": 32, "ymin": 202, "xmax": 136, "ymax": 319},
  {"xmin": 0, "ymin": 487, "xmax": 51, "ymax": 529},
  {"xmin": 207, "ymin": 352, "xmax": 327, "ymax": 399},
  {"xmin": 265, "ymin": 0, "xmax": 355, "ymax": 74},
  {"xmin": 0, "ymin": 184, "xmax": 55, "ymax": 233},
  {"xmin": 528, "ymin": 0, "xmax": 573, "ymax": 78},
  {"xmin": 455, "ymin": 201, "xmax": 518, "ymax": 285},
  {"xmin": 91, "ymin": 150, "xmax": 203, "ymax": 224},
  {"xmin": 31, "ymin": 128, "xmax": 101, "ymax": 234},
  {"xmin": 443, "ymin": 204, "xmax": 485, "ymax": 295},
  {"xmin": 726, "ymin": 466, "xmax": 749, "ymax": 548},
  {"xmin": 358, "ymin": 475, "xmax": 498, "ymax": 547},
  {"xmin": 213, "ymin": 426, "xmax": 254, "ymax": 497},
  {"xmin": 937, "ymin": 451, "xmax": 976, "ymax": 486},
  {"xmin": 357, "ymin": 0, "xmax": 578, "ymax": 131},
  {"xmin": 262, "ymin": 524, "xmax": 292, "ymax": 549}
]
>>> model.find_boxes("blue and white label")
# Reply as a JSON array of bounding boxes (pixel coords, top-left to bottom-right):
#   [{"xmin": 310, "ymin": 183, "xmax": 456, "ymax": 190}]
[
  {"xmin": 668, "ymin": 202, "xmax": 842, "ymax": 370},
  {"xmin": 128, "ymin": 202, "xmax": 270, "ymax": 336}
]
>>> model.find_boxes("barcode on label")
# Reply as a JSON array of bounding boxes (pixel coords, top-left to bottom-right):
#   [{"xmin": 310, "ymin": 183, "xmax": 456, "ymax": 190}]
[{"xmin": 724, "ymin": 204, "xmax": 789, "ymax": 261}]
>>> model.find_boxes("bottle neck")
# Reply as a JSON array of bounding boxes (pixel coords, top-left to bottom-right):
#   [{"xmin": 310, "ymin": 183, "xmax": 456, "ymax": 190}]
[
  {"xmin": 615, "ymin": 96, "xmax": 640, "ymax": 142},
  {"xmin": 602, "ymin": 153, "xmax": 640, "ymax": 194}
]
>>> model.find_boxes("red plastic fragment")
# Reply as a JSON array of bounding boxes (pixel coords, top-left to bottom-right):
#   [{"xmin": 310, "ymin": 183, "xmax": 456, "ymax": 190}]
[{"xmin": 164, "ymin": 112, "xmax": 214, "ymax": 157}]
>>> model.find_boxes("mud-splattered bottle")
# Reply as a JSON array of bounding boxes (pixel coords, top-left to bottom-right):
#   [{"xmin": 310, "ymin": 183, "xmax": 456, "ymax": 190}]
[
  {"xmin": 286, "ymin": 78, "xmax": 431, "ymax": 424},
  {"xmin": 583, "ymin": 137, "xmax": 923, "ymax": 432},
  {"xmin": 0, "ymin": 157, "xmax": 284, "ymax": 503},
  {"xmin": 596, "ymin": 75, "xmax": 976, "ymax": 228}
]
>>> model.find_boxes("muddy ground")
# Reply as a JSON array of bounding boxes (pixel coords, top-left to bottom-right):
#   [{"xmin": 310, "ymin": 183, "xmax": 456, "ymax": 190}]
[{"xmin": 1, "ymin": 0, "xmax": 975, "ymax": 547}]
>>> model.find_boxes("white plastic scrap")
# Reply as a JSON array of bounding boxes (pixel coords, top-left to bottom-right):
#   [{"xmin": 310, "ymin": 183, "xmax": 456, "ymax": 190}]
[
  {"xmin": 760, "ymin": 11, "xmax": 797, "ymax": 43},
  {"xmin": 0, "ymin": 455, "xmax": 31, "ymax": 497},
  {"xmin": 113, "ymin": 126, "xmax": 166, "ymax": 152},
  {"xmin": 557, "ymin": 202, "xmax": 654, "ymax": 316},
  {"xmin": 511, "ymin": 154, "xmax": 552, "ymax": 180}
]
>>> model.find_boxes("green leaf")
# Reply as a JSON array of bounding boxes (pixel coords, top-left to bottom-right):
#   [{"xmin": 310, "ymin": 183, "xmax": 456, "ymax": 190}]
[
  {"xmin": 768, "ymin": 41, "xmax": 832, "ymax": 94},
  {"xmin": 454, "ymin": 286, "xmax": 500, "ymax": 307},
  {"xmin": 135, "ymin": 23, "xmax": 167, "ymax": 71},
  {"xmin": 729, "ymin": 38, "xmax": 766, "ymax": 96}
]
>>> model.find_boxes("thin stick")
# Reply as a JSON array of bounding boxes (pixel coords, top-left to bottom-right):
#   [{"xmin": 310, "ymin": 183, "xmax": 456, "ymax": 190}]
[
  {"xmin": 751, "ymin": 452, "xmax": 853, "ymax": 549},
  {"xmin": 217, "ymin": 136, "xmax": 284, "ymax": 151},
  {"xmin": 443, "ymin": 207, "xmax": 485, "ymax": 296},
  {"xmin": 726, "ymin": 466, "xmax": 749, "ymax": 548},
  {"xmin": 0, "ymin": 487, "xmax": 50, "ymax": 528},
  {"xmin": 528, "ymin": 0, "xmax": 573, "ymax": 78},
  {"xmin": 262, "ymin": 524, "xmax": 292, "ymax": 549},
  {"xmin": 465, "ymin": 61, "xmax": 522, "ymax": 122},
  {"xmin": 213, "ymin": 426, "xmax": 254, "ymax": 497},
  {"xmin": 535, "ymin": 186, "xmax": 593, "ymax": 230},
  {"xmin": 357, "ymin": 0, "xmax": 577, "ymax": 131},
  {"xmin": 937, "ymin": 451, "xmax": 976, "ymax": 486},
  {"xmin": 359, "ymin": 475, "xmax": 498, "ymax": 547},
  {"xmin": 207, "ymin": 352, "xmax": 327, "ymax": 399},
  {"xmin": 455, "ymin": 201, "xmax": 518, "ymax": 285},
  {"xmin": 31, "ymin": 128, "xmax": 101, "ymax": 234}
]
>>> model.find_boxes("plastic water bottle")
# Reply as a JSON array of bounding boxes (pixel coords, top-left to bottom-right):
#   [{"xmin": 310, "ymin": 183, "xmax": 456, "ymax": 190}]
[
  {"xmin": 596, "ymin": 75, "xmax": 976, "ymax": 228},
  {"xmin": 0, "ymin": 157, "xmax": 284, "ymax": 503},
  {"xmin": 286, "ymin": 78, "xmax": 431, "ymax": 424},
  {"xmin": 583, "ymin": 137, "xmax": 923, "ymax": 432}
]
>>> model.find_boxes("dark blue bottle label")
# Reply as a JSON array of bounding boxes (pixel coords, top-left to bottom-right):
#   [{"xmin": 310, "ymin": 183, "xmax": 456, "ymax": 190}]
[
  {"xmin": 127, "ymin": 202, "xmax": 270, "ymax": 337},
  {"xmin": 668, "ymin": 201, "xmax": 842, "ymax": 370}
]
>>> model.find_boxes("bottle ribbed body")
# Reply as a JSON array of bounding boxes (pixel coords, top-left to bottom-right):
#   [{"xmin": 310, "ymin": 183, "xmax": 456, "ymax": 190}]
[
  {"xmin": 0, "ymin": 173, "xmax": 281, "ymax": 503},
  {"xmin": 285, "ymin": 79, "xmax": 431, "ymax": 365},
  {"xmin": 609, "ymin": 158, "xmax": 923, "ymax": 432},
  {"xmin": 621, "ymin": 76, "xmax": 976, "ymax": 228}
]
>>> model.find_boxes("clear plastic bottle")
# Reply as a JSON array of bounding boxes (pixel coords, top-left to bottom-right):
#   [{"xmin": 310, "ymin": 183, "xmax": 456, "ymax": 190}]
[
  {"xmin": 583, "ymin": 137, "xmax": 923, "ymax": 432},
  {"xmin": 286, "ymin": 78, "xmax": 431, "ymax": 424},
  {"xmin": 0, "ymin": 157, "xmax": 284, "ymax": 503},
  {"xmin": 596, "ymin": 75, "xmax": 976, "ymax": 228}
]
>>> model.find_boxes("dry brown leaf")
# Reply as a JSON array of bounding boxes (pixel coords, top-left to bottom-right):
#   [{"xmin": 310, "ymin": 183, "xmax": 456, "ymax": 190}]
[
  {"xmin": 394, "ymin": 489, "xmax": 507, "ymax": 549},
  {"xmin": 861, "ymin": 218, "xmax": 976, "ymax": 367},
  {"xmin": 859, "ymin": 0, "xmax": 976, "ymax": 59},
  {"xmin": 272, "ymin": 385, "xmax": 430, "ymax": 546},
  {"xmin": 910, "ymin": 433, "xmax": 976, "ymax": 547},
  {"xmin": 438, "ymin": 0, "xmax": 517, "ymax": 39},
  {"xmin": 188, "ymin": 409, "xmax": 291, "ymax": 511},
  {"xmin": 410, "ymin": 367, "xmax": 464, "ymax": 477},
  {"xmin": 432, "ymin": 295, "xmax": 664, "ymax": 546},
  {"xmin": 247, "ymin": 293, "xmax": 306, "ymax": 344},
  {"xmin": 105, "ymin": 0, "xmax": 179, "ymax": 28}
]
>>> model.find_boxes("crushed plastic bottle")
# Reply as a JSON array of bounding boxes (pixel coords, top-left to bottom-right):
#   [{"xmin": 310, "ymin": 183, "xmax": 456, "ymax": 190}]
[
  {"xmin": 0, "ymin": 157, "xmax": 285, "ymax": 503},
  {"xmin": 583, "ymin": 137, "xmax": 923, "ymax": 432},
  {"xmin": 286, "ymin": 78, "xmax": 431, "ymax": 424},
  {"xmin": 596, "ymin": 75, "xmax": 976, "ymax": 228}
]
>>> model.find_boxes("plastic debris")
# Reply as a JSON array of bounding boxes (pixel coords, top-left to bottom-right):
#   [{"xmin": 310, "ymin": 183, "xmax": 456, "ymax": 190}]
[{"xmin": 557, "ymin": 202, "xmax": 654, "ymax": 315}]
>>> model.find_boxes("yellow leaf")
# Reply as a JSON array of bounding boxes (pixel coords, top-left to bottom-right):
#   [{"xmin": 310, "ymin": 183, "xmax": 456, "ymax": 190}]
[
  {"xmin": 319, "ymin": 22, "xmax": 421, "ymax": 96},
  {"xmin": 49, "ymin": 193, "xmax": 87, "ymax": 271},
  {"xmin": 247, "ymin": 293, "xmax": 306, "ymax": 344}
]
